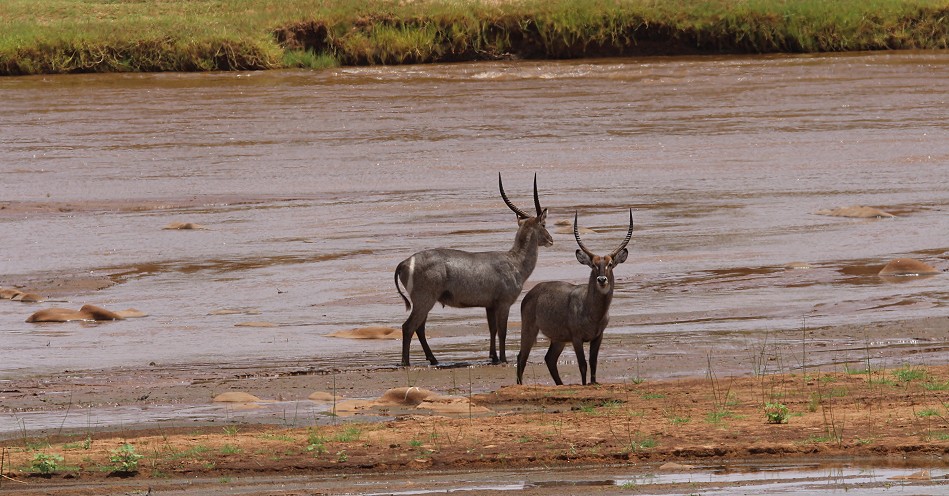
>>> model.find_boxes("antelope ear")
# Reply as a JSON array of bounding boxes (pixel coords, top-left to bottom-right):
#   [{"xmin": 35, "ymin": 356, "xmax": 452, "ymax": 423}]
[
  {"xmin": 613, "ymin": 248, "xmax": 629, "ymax": 265},
  {"xmin": 576, "ymin": 249, "xmax": 593, "ymax": 266},
  {"xmin": 538, "ymin": 208, "xmax": 548, "ymax": 222}
]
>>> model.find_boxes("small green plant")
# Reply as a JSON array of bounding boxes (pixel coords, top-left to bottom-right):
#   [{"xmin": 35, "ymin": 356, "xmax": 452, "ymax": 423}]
[
  {"xmin": 893, "ymin": 366, "xmax": 926, "ymax": 383},
  {"xmin": 628, "ymin": 434, "xmax": 657, "ymax": 451},
  {"xmin": 640, "ymin": 392, "xmax": 665, "ymax": 400},
  {"xmin": 765, "ymin": 402, "xmax": 790, "ymax": 424},
  {"xmin": 807, "ymin": 391, "xmax": 821, "ymax": 412},
  {"xmin": 409, "ymin": 438, "xmax": 424, "ymax": 448},
  {"xmin": 335, "ymin": 427, "xmax": 361, "ymax": 443},
  {"xmin": 260, "ymin": 432, "xmax": 293, "ymax": 442},
  {"xmin": 705, "ymin": 410, "xmax": 735, "ymax": 425},
  {"xmin": 223, "ymin": 425, "xmax": 240, "ymax": 436},
  {"xmin": 25, "ymin": 440, "xmax": 51, "ymax": 451},
  {"xmin": 220, "ymin": 444, "xmax": 241, "ymax": 455},
  {"xmin": 63, "ymin": 436, "xmax": 92, "ymax": 450},
  {"xmin": 803, "ymin": 433, "xmax": 840, "ymax": 444},
  {"xmin": 916, "ymin": 408, "xmax": 941, "ymax": 418},
  {"xmin": 109, "ymin": 443, "xmax": 143, "ymax": 472},
  {"xmin": 306, "ymin": 428, "xmax": 327, "ymax": 454},
  {"xmin": 669, "ymin": 415, "xmax": 691, "ymax": 425},
  {"xmin": 336, "ymin": 450, "xmax": 348, "ymax": 463},
  {"xmin": 923, "ymin": 380, "xmax": 949, "ymax": 391},
  {"xmin": 31, "ymin": 453, "xmax": 64, "ymax": 474}
]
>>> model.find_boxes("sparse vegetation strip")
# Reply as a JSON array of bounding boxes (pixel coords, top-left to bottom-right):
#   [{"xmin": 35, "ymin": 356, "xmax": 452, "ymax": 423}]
[
  {"xmin": 2, "ymin": 364, "xmax": 947, "ymax": 483},
  {"xmin": 2, "ymin": 0, "xmax": 948, "ymax": 75}
]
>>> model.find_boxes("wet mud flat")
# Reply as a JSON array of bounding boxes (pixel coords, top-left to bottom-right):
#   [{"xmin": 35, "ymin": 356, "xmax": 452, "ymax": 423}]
[
  {"xmin": 2, "ymin": 315, "xmax": 948, "ymax": 434},
  {"xmin": 1, "ymin": 338, "xmax": 949, "ymax": 495}
]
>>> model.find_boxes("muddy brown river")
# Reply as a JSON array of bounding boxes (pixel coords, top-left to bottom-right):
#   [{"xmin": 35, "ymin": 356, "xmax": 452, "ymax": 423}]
[{"xmin": 1, "ymin": 51, "xmax": 947, "ymax": 385}]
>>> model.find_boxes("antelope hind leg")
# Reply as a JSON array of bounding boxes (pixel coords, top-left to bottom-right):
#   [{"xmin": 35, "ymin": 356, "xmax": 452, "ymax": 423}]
[
  {"xmin": 401, "ymin": 300, "xmax": 437, "ymax": 366},
  {"xmin": 415, "ymin": 320, "xmax": 438, "ymax": 365}
]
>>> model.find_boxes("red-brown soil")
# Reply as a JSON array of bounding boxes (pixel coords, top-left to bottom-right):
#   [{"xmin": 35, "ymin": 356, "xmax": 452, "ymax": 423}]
[{"xmin": 2, "ymin": 362, "xmax": 948, "ymax": 495}]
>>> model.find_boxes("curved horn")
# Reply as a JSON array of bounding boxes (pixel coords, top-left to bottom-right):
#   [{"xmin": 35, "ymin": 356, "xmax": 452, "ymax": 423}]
[
  {"xmin": 610, "ymin": 208, "xmax": 634, "ymax": 258},
  {"xmin": 499, "ymin": 172, "xmax": 529, "ymax": 219},
  {"xmin": 574, "ymin": 211, "xmax": 595, "ymax": 258},
  {"xmin": 532, "ymin": 173, "xmax": 542, "ymax": 216}
]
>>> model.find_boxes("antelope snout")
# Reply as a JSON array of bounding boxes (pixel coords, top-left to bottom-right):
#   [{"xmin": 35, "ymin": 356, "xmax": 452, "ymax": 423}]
[{"xmin": 596, "ymin": 276, "xmax": 608, "ymax": 286}]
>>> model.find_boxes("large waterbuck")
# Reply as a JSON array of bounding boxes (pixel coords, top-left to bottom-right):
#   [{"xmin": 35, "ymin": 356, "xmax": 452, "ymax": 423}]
[
  {"xmin": 516, "ymin": 209, "xmax": 633, "ymax": 385},
  {"xmin": 394, "ymin": 173, "xmax": 553, "ymax": 366}
]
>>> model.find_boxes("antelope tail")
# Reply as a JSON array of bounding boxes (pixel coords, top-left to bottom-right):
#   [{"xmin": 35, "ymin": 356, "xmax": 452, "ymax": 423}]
[{"xmin": 394, "ymin": 260, "xmax": 412, "ymax": 311}]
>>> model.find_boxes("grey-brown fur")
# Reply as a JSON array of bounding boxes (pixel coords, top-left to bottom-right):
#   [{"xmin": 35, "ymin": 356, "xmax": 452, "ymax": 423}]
[
  {"xmin": 516, "ymin": 209, "xmax": 633, "ymax": 385},
  {"xmin": 395, "ymin": 173, "xmax": 552, "ymax": 366}
]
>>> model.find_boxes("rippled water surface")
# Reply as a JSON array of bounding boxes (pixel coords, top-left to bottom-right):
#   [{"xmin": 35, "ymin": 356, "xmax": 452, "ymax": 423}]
[{"xmin": 1, "ymin": 52, "xmax": 947, "ymax": 378}]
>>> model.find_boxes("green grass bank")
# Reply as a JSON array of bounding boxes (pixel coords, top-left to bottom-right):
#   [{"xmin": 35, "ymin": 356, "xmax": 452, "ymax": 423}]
[{"xmin": 2, "ymin": 0, "xmax": 948, "ymax": 75}]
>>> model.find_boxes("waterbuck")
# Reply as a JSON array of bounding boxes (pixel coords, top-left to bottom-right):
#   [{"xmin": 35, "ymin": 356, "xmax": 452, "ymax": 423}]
[
  {"xmin": 394, "ymin": 173, "xmax": 553, "ymax": 366},
  {"xmin": 516, "ymin": 209, "xmax": 633, "ymax": 385}
]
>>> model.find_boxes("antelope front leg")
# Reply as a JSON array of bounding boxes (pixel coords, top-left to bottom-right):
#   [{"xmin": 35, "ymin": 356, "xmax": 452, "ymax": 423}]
[
  {"xmin": 544, "ymin": 341, "xmax": 567, "ymax": 386},
  {"xmin": 572, "ymin": 338, "xmax": 589, "ymax": 386},
  {"xmin": 588, "ymin": 335, "xmax": 603, "ymax": 385},
  {"xmin": 495, "ymin": 304, "xmax": 512, "ymax": 363},
  {"xmin": 485, "ymin": 307, "xmax": 500, "ymax": 364}
]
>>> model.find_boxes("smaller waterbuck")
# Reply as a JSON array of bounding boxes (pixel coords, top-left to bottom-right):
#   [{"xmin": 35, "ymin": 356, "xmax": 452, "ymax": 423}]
[
  {"xmin": 394, "ymin": 173, "xmax": 553, "ymax": 367},
  {"xmin": 516, "ymin": 209, "xmax": 633, "ymax": 385}
]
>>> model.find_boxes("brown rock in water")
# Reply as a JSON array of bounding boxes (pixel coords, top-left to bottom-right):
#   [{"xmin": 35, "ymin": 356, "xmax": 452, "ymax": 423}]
[
  {"xmin": 212, "ymin": 392, "xmax": 262, "ymax": 403},
  {"xmin": 163, "ymin": 222, "xmax": 206, "ymax": 230},
  {"xmin": 879, "ymin": 258, "xmax": 940, "ymax": 276},
  {"xmin": 12, "ymin": 292, "xmax": 44, "ymax": 302},
  {"xmin": 327, "ymin": 326, "xmax": 400, "ymax": 339},
  {"xmin": 784, "ymin": 262, "xmax": 813, "ymax": 270},
  {"xmin": 377, "ymin": 387, "xmax": 438, "ymax": 406},
  {"xmin": 115, "ymin": 308, "xmax": 148, "ymax": 318},
  {"xmin": 890, "ymin": 469, "xmax": 931, "ymax": 481},
  {"xmin": 26, "ymin": 308, "xmax": 91, "ymax": 323},
  {"xmin": 26, "ymin": 304, "xmax": 142, "ymax": 323},
  {"xmin": 78, "ymin": 304, "xmax": 124, "ymax": 320},
  {"xmin": 815, "ymin": 206, "xmax": 894, "ymax": 218},
  {"xmin": 308, "ymin": 392, "xmax": 338, "ymax": 402},
  {"xmin": 1, "ymin": 288, "xmax": 23, "ymax": 299},
  {"xmin": 234, "ymin": 321, "xmax": 277, "ymax": 327}
]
